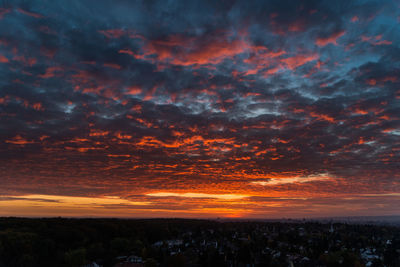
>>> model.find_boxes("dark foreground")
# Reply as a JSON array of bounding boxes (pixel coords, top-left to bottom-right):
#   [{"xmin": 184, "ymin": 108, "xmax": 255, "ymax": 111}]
[{"xmin": 0, "ymin": 218, "xmax": 399, "ymax": 267}]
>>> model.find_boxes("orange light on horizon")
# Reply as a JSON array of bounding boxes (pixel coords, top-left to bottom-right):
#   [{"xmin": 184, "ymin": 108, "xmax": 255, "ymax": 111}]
[{"xmin": 146, "ymin": 192, "xmax": 250, "ymax": 200}]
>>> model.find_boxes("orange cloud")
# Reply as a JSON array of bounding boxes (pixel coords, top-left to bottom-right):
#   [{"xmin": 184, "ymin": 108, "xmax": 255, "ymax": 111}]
[
  {"xmin": 5, "ymin": 135, "xmax": 34, "ymax": 145},
  {"xmin": 32, "ymin": 102, "xmax": 44, "ymax": 111},
  {"xmin": 309, "ymin": 112, "xmax": 336, "ymax": 123},
  {"xmin": 89, "ymin": 130, "xmax": 109, "ymax": 137}
]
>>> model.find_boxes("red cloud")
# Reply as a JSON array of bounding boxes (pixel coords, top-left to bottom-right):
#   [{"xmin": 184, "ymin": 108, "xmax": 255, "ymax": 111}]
[
  {"xmin": 150, "ymin": 37, "xmax": 249, "ymax": 66},
  {"xmin": 174, "ymin": 39, "xmax": 249, "ymax": 66},
  {"xmin": 125, "ymin": 86, "xmax": 142, "ymax": 95},
  {"xmin": 17, "ymin": 8, "xmax": 43, "ymax": 19},
  {"xmin": 315, "ymin": 31, "xmax": 346, "ymax": 47},
  {"xmin": 242, "ymin": 48, "xmax": 285, "ymax": 76},
  {"xmin": 351, "ymin": 16, "xmax": 359, "ymax": 22},
  {"xmin": 0, "ymin": 96, "xmax": 10, "ymax": 104},
  {"xmin": 0, "ymin": 8, "xmax": 10, "ymax": 19},
  {"xmin": 361, "ymin": 35, "xmax": 392, "ymax": 46},
  {"xmin": 103, "ymin": 63, "xmax": 121, "ymax": 70},
  {"xmin": 0, "ymin": 54, "xmax": 8, "ymax": 63},
  {"xmin": 39, "ymin": 66, "xmax": 63, "ymax": 79},
  {"xmin": 121, "ymin": 31, "xmax": 252, "ymax": 67},
  {"xmin": 12, "ymin": 53, "xmax": 37, "ymax": 66},
  {"xmin": 366, "ymin": 76, "xmax": 397, "ymax": 86},
  {"xmin": 281, "ymin": 54, "xmax": 318, "ymax": 70}
]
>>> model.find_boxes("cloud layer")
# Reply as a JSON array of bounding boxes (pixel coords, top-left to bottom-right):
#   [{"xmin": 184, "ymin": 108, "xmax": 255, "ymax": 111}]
[{"xmin": 0, "ymin": 0, "xmax": 399, "ymax": 218}]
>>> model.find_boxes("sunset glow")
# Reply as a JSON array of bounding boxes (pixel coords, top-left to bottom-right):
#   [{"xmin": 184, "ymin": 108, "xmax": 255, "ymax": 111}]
[{"xmin": 146, "ymin": 193, "xmax": 250, "ymax": 200}]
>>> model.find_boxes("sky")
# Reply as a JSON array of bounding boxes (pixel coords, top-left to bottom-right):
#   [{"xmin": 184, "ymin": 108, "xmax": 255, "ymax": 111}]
[{"xmin": 0, "ymin": 0, "xmax": 399, "ymax": 219}]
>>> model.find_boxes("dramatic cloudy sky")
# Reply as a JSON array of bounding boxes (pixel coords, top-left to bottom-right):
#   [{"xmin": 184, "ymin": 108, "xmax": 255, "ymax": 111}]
[{"xmin": 0, "ymin": 0, "xmax": 399, "ymax": 218}]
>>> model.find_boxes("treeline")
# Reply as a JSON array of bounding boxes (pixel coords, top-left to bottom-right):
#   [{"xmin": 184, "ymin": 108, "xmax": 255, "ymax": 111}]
[
  {"xmin": 0, "ymin": 218, "xmax": 211, "ymax": 267},
  {"xmin": 0, "ymin": 217, "xmax": 399, "ymax": 267}
]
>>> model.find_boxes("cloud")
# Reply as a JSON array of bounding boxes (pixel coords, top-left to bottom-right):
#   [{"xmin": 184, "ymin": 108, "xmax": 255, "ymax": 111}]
[
  {"xmin": 315, "ymin": 31, "xmax": 346, "ymax": 47},
  {"xmin": 250, "ymin": 174, "xmax": 333, "ymax": 186},
  {"xmin": 0, "ymin": 0, "xmax": 399, "ymax": 218}
]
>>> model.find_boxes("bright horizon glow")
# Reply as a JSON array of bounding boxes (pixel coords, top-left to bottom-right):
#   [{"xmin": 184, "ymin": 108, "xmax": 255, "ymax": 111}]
[
  {"xmin": 146, "ymin": 192, "xmax": 250, "ymax": 200},
  {"xmin": 0, "ymin": 194, "xmax": 151, "ymax": 206}
]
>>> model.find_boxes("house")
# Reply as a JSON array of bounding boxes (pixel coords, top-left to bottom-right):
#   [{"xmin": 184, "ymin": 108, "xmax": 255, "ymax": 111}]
[{"xmin": 360, "ymin": 248, "xmax": 379, "ymax": 261}]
